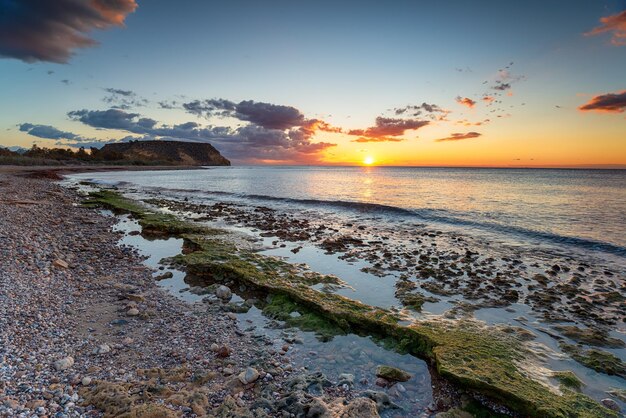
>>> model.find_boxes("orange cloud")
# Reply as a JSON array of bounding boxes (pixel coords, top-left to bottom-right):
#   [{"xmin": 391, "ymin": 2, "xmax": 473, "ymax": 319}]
[
  {"xmin": 436, "ymin": 132, "xmax": 482, "ymax": 142},
  {"xmin": 579, "ymin": 90, "xmax": 626, "ymax": 113},
  {"xmin": 585, "ymin": 10, "xmax": 626, "ymax": 46},
  {"xmin": 456, "ymin": 96, "xmax": 476, "ymax": 108}
]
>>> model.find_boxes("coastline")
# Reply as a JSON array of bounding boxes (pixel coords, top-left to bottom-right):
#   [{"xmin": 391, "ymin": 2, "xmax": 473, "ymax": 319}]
[
  {"xmin": 1, "ymin": 166, "xmax": 622, "ymax": 417},
  {"xmin": 0, "ymin": 168, "xmax": 389, "ymax": 417}
]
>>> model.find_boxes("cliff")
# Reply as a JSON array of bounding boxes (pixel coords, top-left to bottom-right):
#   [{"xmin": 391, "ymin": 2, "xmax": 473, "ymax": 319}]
[{"xmin": 96, "ymin": 140, "xmax": 230, "ymax": 166}]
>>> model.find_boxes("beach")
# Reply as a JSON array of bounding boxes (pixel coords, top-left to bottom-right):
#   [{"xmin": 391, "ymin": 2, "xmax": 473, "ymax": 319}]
[
  {"xmin": 0, "ymin": 168, "xmax": 410, "ymax": 418},
  {"xmin": 1, "ymin": 166, "xmax": 624, "ymax": 418}
]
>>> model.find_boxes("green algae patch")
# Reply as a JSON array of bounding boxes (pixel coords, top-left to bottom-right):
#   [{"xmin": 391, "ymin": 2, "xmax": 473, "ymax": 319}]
[
  {"xmin": 83, "ymin": 190, "xmax": 220, "ymax": 237},
  {"xmin": 552, "ymin": 371, "xmax": 584, "ymax": 390},
  {"xmin": 263, "ymin": 293, "xmax": 346, "ymax": 341},
  {"xmin": 560, "ymin": 343, "xmax": 626, "ymax": 378},
  {"xmin": 82, "ymin": 189, "xmax": 617, "ymax": 418},
  {"xmin": 554, "ymin": 325, "xmax": 625, "ymax": 348}
]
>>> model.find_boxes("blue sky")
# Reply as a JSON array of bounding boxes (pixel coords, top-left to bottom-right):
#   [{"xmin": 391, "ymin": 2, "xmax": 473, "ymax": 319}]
[{"xmin": 1, "ymin": 0, "xmax": 625, "ymax": 165}]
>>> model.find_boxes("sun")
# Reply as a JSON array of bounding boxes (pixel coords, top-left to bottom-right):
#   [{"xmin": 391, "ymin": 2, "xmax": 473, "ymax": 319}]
[{"xmin": 363, "ymin": 156, "xmax": 375, "ymax": 165}]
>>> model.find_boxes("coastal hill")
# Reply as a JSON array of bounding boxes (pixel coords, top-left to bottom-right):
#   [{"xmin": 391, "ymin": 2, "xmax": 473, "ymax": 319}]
[{"xmin": 95, "ymin": 140, "xmax": 231, "ymax": 166}]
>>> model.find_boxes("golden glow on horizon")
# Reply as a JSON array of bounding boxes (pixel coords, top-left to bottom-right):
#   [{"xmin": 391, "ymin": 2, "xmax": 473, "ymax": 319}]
[{"xmin": 363, "ymin": 156, "xmax": 375, "ymax": 165}]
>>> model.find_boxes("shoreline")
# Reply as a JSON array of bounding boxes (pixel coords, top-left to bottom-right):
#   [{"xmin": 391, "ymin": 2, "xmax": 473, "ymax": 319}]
[
  {"xmin": 1, "ymin": 166, "xmax": 622, "ymax": 417},
  {"xmin": 0, "ymin": 169, "xmax": 393, "ymax": 417}
]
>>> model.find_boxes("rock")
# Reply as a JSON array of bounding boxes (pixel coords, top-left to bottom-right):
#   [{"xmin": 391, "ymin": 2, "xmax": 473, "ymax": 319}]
[
  {"xmin": 435, "ymin": 408, "xmax": 473, "ymax": 418},
  {"xmin": 125, "ymin": 293, "xmax": 145, "ymax": 302},
  {"xmin": 375, "ymin": 377, "xmax": 388, "ymax": 387},
  {"xmin": 126, "ymin": 308, "xmax": 139, "ymax": 316},
  {"xmin": 52, "ymin": 259, "xmax": 69, "ymax": 268},
  {"xmin": 215, "ymin": 345, "xmax": 232, "ymax": 358},
  {"xmin": 223, "ymin": 367, "xmax": 234, "ymax": 376},
  {"xmin": 306, "ymin": 398, "xmax": 330, "ymax": 417},
  {"xmin": 341, "ymin": 398, "xmax": 380, "ymax": 418},
  {"xmin": 154, "ymin": 271, "xmax": 173, "ymax": 281},
  {"xmin": 53, "ymin": 356, "xmax": 74, "ymax": 371},
  {"xmin": 238, "ymin": 367, "xmax": 260, "ymax": 384},
  {"xmin": 338, "ymin": 373, "xmax": 354, "ymax": 387},
  {"xmin": 601, "ymin": 398, "xmax": 620, "ymax": 412},
  {"xmin": 375, "ymin": 365, "xmax": 411, "ymax": 382},
  {"xmin": 362, "ymin": 391, "xmax": 399, "ymax": 411},
  {"xmin": 215, "ymin": 285, "xmax": 232, "ymax": 301},
  {"xmin": 93, "ymin": 344, "xmax": 111, "ymax": 355},
  {"xmin": 81, "ymin": 377, "xmax": 92, "ymax": 386}
]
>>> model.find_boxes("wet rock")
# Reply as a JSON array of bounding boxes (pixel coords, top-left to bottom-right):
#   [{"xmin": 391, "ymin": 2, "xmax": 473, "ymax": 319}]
[
  {"xmin": 435, "ymin": 408, "xmax": 473, "ymax": 418},
  {"xmin": 341, "ymin": 398, "xmax": 380, "ymax": 418},
  {"xmin": 215, "ymin": 285, "xmax": 232, "ymax": 301},
  {"xmin": 375, "ymin": 365, "xmax": 411, "ymax": 382}
]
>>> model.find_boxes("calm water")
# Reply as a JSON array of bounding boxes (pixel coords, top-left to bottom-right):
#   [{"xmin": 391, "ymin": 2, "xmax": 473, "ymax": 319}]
[{"xmin": 79, "ymin": 166, "xmax": 626, "ymax": 256}]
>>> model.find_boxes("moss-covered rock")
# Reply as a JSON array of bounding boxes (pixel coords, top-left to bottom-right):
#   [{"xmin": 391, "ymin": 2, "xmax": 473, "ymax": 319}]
[
  {"xmin": 560, "ymin": 343, "xmax": 626, "ymax": 378},
  {"xmin": 552, "ymin": 371, "xmax": 584, "ymax": 390},
  {"xmin": 375, "ymin": 365, "xmax": 411, "ymax": 382},
  {"xmin": 83, "ymin": 189, "xmax": 618, "ymax": 418}
]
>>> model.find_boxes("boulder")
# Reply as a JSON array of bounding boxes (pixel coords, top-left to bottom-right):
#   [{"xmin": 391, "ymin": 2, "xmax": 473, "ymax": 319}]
[{"xmin": 215, "ymin": 285, "xmax": 232, "ymax": 301}]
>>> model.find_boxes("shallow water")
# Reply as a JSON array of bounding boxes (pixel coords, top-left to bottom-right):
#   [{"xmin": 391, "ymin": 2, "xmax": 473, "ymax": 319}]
[
  {"xmin": 72, "ymin": 166, "xmax": 626, "ymax": 256},
  {"xmin": 108, "ymin": 212, "xmax": 435, "ymax": 417}
]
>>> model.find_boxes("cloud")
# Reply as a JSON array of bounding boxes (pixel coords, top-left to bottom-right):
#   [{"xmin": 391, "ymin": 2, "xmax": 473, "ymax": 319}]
[
  {"xmin": 0, "ymin": 0, "xmax": 138, "ymax": 63},
  {"xmin": 482, "ymin": 95, "xmax": 495, "ymax": 104},
  {"xmin": 578, "ymin": 90, "xmax": 626, "ymax": 113},
  {"xmin": 235, "ymin": 100, "xmax": 306, "ymax": 130},
  {"xmin": 102, "ymin": 87, "xmax": 147, "ymax": 109},
  {"xmin": 19, "ymin": 123, "xmax": 79, "ymax": 140},
  {"xmin": 435, "ymin": 132, "xmax": 482, "ymax": 142},
  {"xmin": 492, "ymin": 83, "xmax": 511, "ymax": 91},
  {"xmin": 347, "ymin": 117, "xmax": 429, "ymax": 140},
  {"xmin": 183, "ymin": 99, "xmax": 308, "ymax": 130},
  {"xmin": 456, "ymin": 96, "xmax": 476, "ymax": 108},
  {"xmin": 183, "ymin": 99, "xmax": 236, "ymax": 118},
  {"xmin": 394, "ymin": 102, "xmax": 446, "ymax": 118},
  {"xmin": 585, "ymin": 10, "xmax": 626, "ymax": 46},
  {"xmin": 352, "ymin": 136, "xmax": 405, "ymax": 143}
]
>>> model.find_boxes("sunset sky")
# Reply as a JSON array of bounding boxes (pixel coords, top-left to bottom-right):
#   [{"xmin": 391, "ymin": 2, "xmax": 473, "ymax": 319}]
[{"xmin": 1, "ymin": 0, "xmax": 625, "ymax": 166}]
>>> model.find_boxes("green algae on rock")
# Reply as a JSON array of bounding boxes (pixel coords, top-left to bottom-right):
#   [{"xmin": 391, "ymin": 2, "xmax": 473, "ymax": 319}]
[
  {"xmin": 552, "ymin": 371, "xmax": 584, "ymax": 391},
  {"xmin": 560, "ymin": 343, "xmax": 626, "ymax": 379},
  {"xmin": 375, "ymin": 365, "xmax": 412, "ymax": 382},
  {"xmin": 83, "ymin": 189, "xmax": 618, "ymax": 418}
]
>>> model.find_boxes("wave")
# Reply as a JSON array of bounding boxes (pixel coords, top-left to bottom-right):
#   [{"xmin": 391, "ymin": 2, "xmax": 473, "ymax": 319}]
[{"xmin": 144, "ymin": 186, "xmax": 626, "ymax": 257}]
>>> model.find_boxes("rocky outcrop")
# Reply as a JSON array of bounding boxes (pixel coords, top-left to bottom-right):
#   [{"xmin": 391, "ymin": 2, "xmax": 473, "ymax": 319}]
[{"xmin": 96, "ymin": 140, "xmax": 230, "ymax": 166}]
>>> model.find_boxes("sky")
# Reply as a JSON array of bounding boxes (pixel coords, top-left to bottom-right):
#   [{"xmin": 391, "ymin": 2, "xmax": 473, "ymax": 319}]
[{"xmin": 0, "ymin": 0, "xmax": 625, "ymax": 167}]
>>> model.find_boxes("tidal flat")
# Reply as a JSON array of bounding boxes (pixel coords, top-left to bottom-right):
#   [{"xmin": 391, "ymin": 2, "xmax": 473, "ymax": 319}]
[{"xmin": 59, "ymin": 171, "xmax": 625, "ymax": 417}]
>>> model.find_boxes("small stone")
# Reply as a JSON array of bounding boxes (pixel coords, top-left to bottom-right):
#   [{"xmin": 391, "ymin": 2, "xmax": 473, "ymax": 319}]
[
  {"xmin": 215, "ymin": 285, "xmax": 232, "ymax": 301},
  {"xmin": 238, "ymin": 367, "xmax": 260, "ymax": 384},
  {"xmin": 81, "ymin": 377, "xmax": 92, "ymax": 386},
  {"xmin": 52, "ymin": 258, "xmax": 69, "ymax": 268},
  {"xmin": 215, "ymin": 345, "xmax": 232, "ymax": 358},
  {"xmin": 223, "ymin": 367, "xmax": 234, "ymax": 376},
  {"xmin": 122, "ymin": 337, "xmax": 134, "ymax": 345},
  {"xmin": 126, "ymin": 308, "xmax": 139, "ymax": 316},
  {"xmin": 93, "ymin": 344, "xmax": 111, "ymax": 355},
  {"xmin": 54, "ymin": 357, "xmax": 74, "ymax": 371}
]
